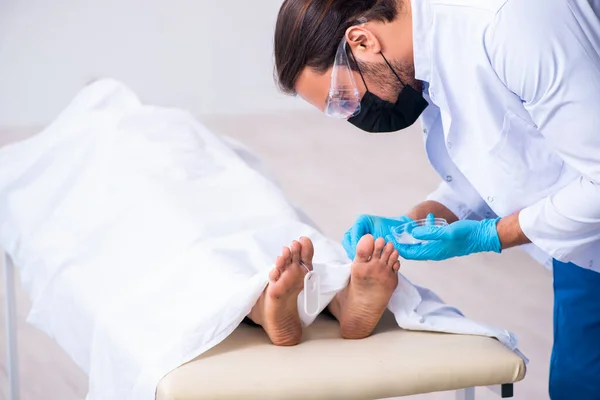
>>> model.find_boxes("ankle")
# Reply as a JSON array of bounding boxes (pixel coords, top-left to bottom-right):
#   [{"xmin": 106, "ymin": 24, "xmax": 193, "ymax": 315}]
[
  {"xmin": 247, "ymin": 295, "xmax": 266, "ymax": 326},
  {"xmin": 327, "ymin": 295, "xmax": 343, "ymax": 322}
]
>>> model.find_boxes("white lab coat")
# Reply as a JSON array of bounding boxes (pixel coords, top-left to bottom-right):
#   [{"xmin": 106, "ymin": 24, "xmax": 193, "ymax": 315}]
[{"xmin": 413, "ymin": 0, "xmax": 600, "ymax": 272}]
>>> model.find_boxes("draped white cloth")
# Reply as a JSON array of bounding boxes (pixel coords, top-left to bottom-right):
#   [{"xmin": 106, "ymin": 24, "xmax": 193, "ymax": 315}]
[{"xmin": 0, "ymin": 80, "xmax": 524, "ymax": 400}]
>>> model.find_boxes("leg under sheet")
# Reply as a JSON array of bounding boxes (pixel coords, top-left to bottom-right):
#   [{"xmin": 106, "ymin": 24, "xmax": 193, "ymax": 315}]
[{"xmin": 0, "ymin": 80, "xmax": 526, "ymax": 400}]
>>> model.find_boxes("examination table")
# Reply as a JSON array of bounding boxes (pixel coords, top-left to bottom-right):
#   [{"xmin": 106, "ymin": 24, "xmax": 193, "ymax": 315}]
[{"xmin": 155, "ymin": 311, "xmax": 525, "ymax": 400}]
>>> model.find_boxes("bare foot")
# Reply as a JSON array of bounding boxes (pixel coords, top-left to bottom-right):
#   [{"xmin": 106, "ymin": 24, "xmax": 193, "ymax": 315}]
[
  {"xmin": 330, "ymin": 235, "xmax": 400, "ymax": 339},
  {"xmin": 247, "ymin": 237, "xmax": 314, "ymax": 346}
]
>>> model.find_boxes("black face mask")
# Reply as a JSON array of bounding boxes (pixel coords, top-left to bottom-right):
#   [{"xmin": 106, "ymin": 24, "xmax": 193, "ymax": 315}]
[{"xmin": 348, "ymin": 53, "xmax": 429, "ymax": 133}]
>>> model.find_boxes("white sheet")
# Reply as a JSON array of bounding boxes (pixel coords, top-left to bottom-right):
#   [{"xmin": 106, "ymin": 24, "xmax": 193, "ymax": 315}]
[{"xmin": 0, "ymin": 79, "xmax": 526, "ymax": 400}]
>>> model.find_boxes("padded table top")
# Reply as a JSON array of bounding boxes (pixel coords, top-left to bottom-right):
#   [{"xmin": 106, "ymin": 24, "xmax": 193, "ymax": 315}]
[{"xmin": 156, "ymin": 312, "xmax": 526, "ymax": 400}]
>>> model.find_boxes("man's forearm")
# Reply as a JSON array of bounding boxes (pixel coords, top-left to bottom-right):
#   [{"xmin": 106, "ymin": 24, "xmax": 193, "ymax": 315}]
[
  {"xmin": 407, "ymin": 201, "xmax": 530, "ymax": 250},
  {"xmin": 406, "ymin": 200, "xmax": 460, "ymax": 224},
  {"xmin": 496, "ymin": 212, "xmax": 531, "ymax": 249}
]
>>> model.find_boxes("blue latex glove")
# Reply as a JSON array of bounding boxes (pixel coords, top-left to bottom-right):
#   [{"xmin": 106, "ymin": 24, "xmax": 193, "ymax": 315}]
[
  {"xmin": 386, "ymin": 214, "xmax": 502, "ymax": 261},
  {"xmin": 342, "ymin": 214, "xmax": 413, "ymax": 260}
]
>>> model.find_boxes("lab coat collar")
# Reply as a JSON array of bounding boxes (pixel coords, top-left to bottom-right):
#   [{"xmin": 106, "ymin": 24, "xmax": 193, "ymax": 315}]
[{"xmin": 410, "ymin": 0, "xmax": 434, "ymax": 83}]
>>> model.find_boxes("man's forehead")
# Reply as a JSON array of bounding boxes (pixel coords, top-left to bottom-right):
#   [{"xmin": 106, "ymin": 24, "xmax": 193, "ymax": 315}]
[{"xmin": 295, "ymin": 67, "xmax": 333, "ymax": 111}]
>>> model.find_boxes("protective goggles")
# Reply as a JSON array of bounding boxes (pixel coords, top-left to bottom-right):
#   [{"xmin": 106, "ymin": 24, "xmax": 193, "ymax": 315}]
[{"xmin": 324, "ymin": 36, "xmax": 362, "ymax": 119}]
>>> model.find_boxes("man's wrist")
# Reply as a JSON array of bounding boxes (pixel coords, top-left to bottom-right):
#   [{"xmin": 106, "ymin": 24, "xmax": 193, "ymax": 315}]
[{"xmin": 495, "ymin": 212, "xmax": 531, "ymax": 249}]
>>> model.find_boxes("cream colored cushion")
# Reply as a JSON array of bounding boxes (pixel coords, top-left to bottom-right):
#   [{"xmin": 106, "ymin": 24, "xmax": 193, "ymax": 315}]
[{"xmin": 156, "ymin": 312, "xmax": 526, "ymax": 400}]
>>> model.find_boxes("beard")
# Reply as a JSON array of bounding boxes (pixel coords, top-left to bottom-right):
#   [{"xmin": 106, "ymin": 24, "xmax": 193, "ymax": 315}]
[{"xmin": 357, "ymin": 56, "xmax": 422, "ymax": 101}]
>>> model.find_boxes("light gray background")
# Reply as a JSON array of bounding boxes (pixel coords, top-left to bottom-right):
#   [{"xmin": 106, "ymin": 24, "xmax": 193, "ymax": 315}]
[
  {"xmin": 0, "ymin": 1, "xmax": 553, "ymax": 399},
  {"xmin": 0, "ymin": 0, "xmax": 310, "ymax": 127}
]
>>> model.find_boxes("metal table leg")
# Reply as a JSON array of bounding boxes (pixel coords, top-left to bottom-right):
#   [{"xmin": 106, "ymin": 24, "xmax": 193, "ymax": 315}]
[
  {"xmin": 456, "ymin": 387, "xmax": 476, "ymax": 400},
  {"xmin": 4, "ymin": 254, "xmax": 20, "ymax": 400}
]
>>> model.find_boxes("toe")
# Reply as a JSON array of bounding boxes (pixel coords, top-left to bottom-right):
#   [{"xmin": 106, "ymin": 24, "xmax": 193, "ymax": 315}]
[
  {"xmin": 281, "ymin": 247, "xmax": 292, "ymax": 269},
  {"xmin": 290, "ymin": 240, "xmax": 301, "ymax": 265},
  {"xmin": 269, "ymin": 266, "xmax": 282, "ymax": 281},
  {"xmin": 299, "ymin": 237, "xmax": 314, "ymax": 269},
  {"xmin": 275, "ymin": 255, "xmax": 286, "ymax": 271},
  {"xmin": 388, "ymin": 249, "xmax": 399, "ymax": 268},
  {"xmin": 392, "ymin": 260, "xmax": 401, "ymax": 273},
  {"xmin": 355, "ymin": 235, "xmax": 375, "ymax": 262},
  {"xmin": 373, "ymin": 237, "xmax": 386, "ymax": 258},
  {"xmin": 381, "ymin": 242, "xmax": 394, "ymax": 263}
]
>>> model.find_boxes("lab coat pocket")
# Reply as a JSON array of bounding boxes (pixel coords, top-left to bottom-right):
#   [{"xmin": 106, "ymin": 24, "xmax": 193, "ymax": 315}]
[{"xmin": 489, "ymin": 111, "xmax": 564, "ymax": 192}]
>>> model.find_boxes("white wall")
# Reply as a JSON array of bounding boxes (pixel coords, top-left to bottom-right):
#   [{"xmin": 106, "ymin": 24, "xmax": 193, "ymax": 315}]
[{"xmin": 0, "ymin": 0, "xmax": 311, "ymax": 127}]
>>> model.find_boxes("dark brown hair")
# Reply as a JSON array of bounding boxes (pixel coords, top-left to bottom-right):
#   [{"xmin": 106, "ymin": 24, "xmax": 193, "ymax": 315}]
[{"xmin": 274, "ymin": 0, "xmax": 399, "ymax": 95}]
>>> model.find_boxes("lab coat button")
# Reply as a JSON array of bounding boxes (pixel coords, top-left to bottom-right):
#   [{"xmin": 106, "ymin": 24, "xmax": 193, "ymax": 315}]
[
  {"xmin": 446, "ymin": 175, "xmax": 453, "ymax": 182},
  {"xmin": 487, "ymin": 196, "xmax": 495, "ymax": 203},
  {"xmin": 447, "ymin": 141, "xmax": 452, "ymax": 149},
  {"xmin": 423, "ymin": 128, "xmax": 428, "ymax": 135}
]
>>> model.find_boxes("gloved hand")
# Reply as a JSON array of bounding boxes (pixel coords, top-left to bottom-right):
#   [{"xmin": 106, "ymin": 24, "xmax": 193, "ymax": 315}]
[
  {"xmin": 386, "ymin": 214, "xmax": 502, "ymax": 261},
  {"xmin": 342, "ymin": 214, "xmax": 413, "ymax": 260}
]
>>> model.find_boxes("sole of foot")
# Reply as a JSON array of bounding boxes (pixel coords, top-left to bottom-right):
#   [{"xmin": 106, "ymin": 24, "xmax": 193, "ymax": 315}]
[
  {"xmin": 249, "ymin": 237, "xmax": 314, "ymax": 346},
  {"xmin": 336, "ymin": 235, "xmax": 400, "ymax": 340}
]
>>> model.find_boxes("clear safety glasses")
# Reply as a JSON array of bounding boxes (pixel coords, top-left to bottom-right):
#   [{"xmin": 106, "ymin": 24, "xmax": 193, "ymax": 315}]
[{"xmin": 324, "ymin": 37, "xmax": 362, "ymax": 119}]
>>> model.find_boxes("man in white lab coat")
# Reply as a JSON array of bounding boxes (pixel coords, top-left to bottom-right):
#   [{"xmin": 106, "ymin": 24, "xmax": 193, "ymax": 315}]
[{"xmin": 274, "ymin": 0, "xmax": 600, "ymax": 398}]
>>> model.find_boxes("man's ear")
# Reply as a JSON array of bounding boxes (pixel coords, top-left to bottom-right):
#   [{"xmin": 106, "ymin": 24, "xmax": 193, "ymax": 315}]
[{"xmin": 346, "ymin": 25, "xmax": 382, "ymax": 56}]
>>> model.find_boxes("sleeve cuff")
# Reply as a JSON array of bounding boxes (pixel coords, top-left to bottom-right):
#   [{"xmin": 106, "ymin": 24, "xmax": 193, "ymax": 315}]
[{"xmin": 519, "ymin": 199, "xmax": 573, "ymax": 263}]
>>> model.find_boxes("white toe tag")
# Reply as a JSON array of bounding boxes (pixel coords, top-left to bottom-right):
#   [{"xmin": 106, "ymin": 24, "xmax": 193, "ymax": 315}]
[{"xmin": 300, "ymin": 262, "xmax": 321, "ymax": 316}]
